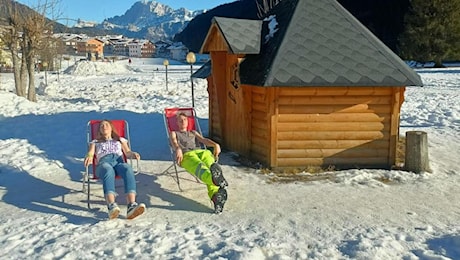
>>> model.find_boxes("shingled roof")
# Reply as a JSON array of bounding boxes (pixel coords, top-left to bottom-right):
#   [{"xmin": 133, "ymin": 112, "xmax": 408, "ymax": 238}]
[
  {"xmin": 211, "ymin": 17, "xmax": 262, "ymax": 54},
  {"xmin": 192, "ymin": 60, "xmax": 211, "ymax": 79},
  {"xmin": 208, "ymin": 0, "xmax": 423, "ymax": 87}
]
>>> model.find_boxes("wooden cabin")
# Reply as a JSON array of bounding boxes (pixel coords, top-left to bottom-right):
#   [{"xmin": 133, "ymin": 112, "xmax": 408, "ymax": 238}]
[{"xmin": 196, "ymin": 0, "xmax": 423, "ymax": 169}]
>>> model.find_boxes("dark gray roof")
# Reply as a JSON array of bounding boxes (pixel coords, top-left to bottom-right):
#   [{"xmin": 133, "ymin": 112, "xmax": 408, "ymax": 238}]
[
  {"xmin": 212, "ymin": 17, "xmax": 262, "ymax": 54},
  {"xmin": 234, "ymin": 0, "xmax": 423, "ymax": 87},
  {"xmin": 192, "ymin": 61, "xmax": 211, "ymax": 79}
]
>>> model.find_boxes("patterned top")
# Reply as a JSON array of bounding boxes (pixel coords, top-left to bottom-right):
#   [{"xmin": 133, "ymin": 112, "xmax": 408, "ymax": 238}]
[
  {"xmin": 174, "ymin": 131, "xmax": 200, "ymax": 153},
  {"xmin": 91, "ymin": 137, "xmax": 127, "ymax": 160}
]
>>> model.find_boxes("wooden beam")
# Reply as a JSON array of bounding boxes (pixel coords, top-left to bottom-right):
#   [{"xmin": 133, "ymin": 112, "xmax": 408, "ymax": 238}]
[{"xmin": 278, "ymin": 104, "xmax": 391, "ymax": 114}]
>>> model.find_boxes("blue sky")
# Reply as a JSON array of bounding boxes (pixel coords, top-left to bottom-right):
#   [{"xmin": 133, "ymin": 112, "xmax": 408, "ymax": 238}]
[{"xmin": 16, "ymin": 0, "xmax": 235, "ymax": 25}]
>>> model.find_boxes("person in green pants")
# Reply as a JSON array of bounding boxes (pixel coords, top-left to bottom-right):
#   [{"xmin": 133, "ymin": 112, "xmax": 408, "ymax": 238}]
[{"xmin": 169, "ymin": 112, "xmax": 229, "ymax": 213}]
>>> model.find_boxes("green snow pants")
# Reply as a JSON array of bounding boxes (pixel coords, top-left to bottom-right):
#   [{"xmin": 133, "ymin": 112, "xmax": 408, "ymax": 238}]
[{"xmin": 180, "ymin": 149, "xmax": 219, "ymax": 198}]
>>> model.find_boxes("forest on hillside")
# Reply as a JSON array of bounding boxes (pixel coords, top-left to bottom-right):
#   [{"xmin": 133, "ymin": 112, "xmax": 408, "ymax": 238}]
[
  {"xmin": 175, "ymin": 0, "xmax": 410, "ymax": 53},
  {"xmin": 175, "ymin": 0, "xmax": 460, "ymax": 65}
]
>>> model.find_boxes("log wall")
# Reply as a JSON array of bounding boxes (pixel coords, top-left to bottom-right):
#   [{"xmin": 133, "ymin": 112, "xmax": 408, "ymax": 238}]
[
  {"xmin": 250, "ymin": 86, "xmax": 271, "ymax": 164},
  {"xmin": 207, "ymin": 50, "xmax": 403, "ymax": 169},
  {"xmin": 274, "ymin": 86, "xmax": 397, "ymax": 168}
]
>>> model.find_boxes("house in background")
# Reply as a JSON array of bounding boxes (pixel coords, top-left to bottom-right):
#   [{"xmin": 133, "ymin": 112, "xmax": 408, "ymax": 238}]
[
  {"xmin": 198, "ymin": 0, "xmax": 423, "ymax": 169},
  {"xmin": 53, "ymin": 33, "xmax": 86, "ymax": 55},
  {"xmin": 76, "ymin": 38, "xmax": 104, "ymax": 60},
  {"xmin": 111, "ymin": 39, "xmax": 131, "ymax": 57},
  {"xmin": 168, "ymin": 42, "xmax": 189, "ymax": 61},
  {"xmin": 154, "ymin": 40, "xmax": 172, "ymax": 58},
  {"xmin": 101, "ymin": 35, "xmax": 125, "ymax": 57},
  {"xmin": 127, "ymin": 40, "xmax": 155, "ymax": 58}
]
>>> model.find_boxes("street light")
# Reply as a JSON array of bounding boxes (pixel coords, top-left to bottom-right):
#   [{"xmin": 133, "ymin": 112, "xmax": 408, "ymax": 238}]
[
  {"xmin": 186, "ymin": 52, "xmax": 196, "ymax": 107},
  {"xmin": 163, "ymin": 59, "xmax": 169, "ymax": 91}
]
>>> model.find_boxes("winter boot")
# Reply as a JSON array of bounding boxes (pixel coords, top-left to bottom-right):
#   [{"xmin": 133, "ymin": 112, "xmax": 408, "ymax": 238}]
[
  {"xmin": 211, "ymin": 187, "xmax": 228, "ymax": 214},
  {"xmin": 210, "ymin": 163, "xmax": 228, "ymax": 188}
]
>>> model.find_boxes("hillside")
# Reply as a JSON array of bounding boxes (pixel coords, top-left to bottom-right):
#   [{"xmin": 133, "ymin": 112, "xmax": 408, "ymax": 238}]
[{"xmin": 175, "ymin": 0, "xmax": 410, "ymax": 53}]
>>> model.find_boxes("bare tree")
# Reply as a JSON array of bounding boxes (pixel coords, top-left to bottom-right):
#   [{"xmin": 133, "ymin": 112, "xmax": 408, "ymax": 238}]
[
  {"xmin": 0, "ymin": 0, "xmax": 59, "ymax": 101},
  {"xmin": 255, "ymin": 0, "xmax": 284, "ymax": 18},
  {"xmin": 22, "ymin": 5, "xmax": 52, "ymax": 101},
  {"xmin": 1, "ymin": 3, "xmax": 27, "ymax": 97}
]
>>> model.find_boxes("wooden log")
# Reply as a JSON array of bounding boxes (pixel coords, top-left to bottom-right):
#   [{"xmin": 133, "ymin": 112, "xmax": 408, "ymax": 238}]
[
  {"xmin": 252, "ymin": 92, "xmax": 267, "ymax": 103},
  {"xmin": 277, "ymin": 131, "xmax": 387, "ymax": 140},
  {"xmin": 404, "ymin": 131, "xmax": 431, "ymax": 173},
  {"xmin": 277, "ymin": 113, "xmax": 389, "ymax": 123},
  {"xmin": 251, "ymin": 86, "xmax": 266, "ymax": 94},
  {"xmin": 276, "ymin": 157, "xmax": 388, "ymax": 167},
  {"xmin": 278, "ymin": 87, "xmax": 394, "ymax": 96},
  {"xmin": 277, "ymin": 139, "xmax": 389, "ymax": 149},
  {"xmin": 252, "ymin": 102, "xmax": 268, "ymax": 113},
  {"xmin": 251, "ymin": 120, "xmax": 268, "ymax": 136},
  {"xmin": 277, "ymin": 148, "xmax": 388, "ymax": 158},
  {"xmin": 277, "ymin": 95, "xmax": 391, "ymax": 105},
  {"xmin": 278, "ymin": 104, "xmax": 391, "ymax": 114},
  {"xmin": 251, "ymin": 143, "xmax": 268, "ymax": 157},
  {"xmin": 277, "ymin": 121, "xmax": 387, "ymax": 132},
  {"xmin": 251, "ymin": 110, "xmax": 268, "ymax": 120},
  {"xmin": 251, "ymin": 128, "xmax": 269, "ymax": 143}
]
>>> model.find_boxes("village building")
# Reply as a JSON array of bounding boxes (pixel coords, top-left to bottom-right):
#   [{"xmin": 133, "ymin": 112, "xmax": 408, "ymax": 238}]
[
  {"xmin": 154, "ymin": 40, "xmax": 172, "ymax": 58},
  {"xmin": 127, "ymin": 40, "xmax": 155, "ymax": 58},
  {"xmin": 53, "ymin": 33, "xmax": 86, "ymax": 55},
  {"xmin": 168, "ymin": 43, "xmax": 189, "ymax": 61},
  {"xmin": 76, "ymin": 37, "xmax": 104, "ymax": 61},
  {"xmin": 111, "ymin": 39, "xmax": 131, "ymax": 57}
]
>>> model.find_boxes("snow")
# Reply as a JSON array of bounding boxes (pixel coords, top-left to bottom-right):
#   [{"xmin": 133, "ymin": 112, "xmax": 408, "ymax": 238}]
[
  {"xmin": 0, "ymin": 58, "xmax": 459, "ymax": 259},
  {"xmin": 264, "ymin": 15, "xmax": 278, "ymax": 43}
]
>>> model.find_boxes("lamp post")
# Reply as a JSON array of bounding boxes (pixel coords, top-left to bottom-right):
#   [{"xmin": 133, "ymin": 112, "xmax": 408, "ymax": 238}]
[
  {"xmin": 163, "ymin": 59, "xmax": 169, "ymax": 91},
  {"xmin": 186, "ymin": 52, "xmax": 196, "ymax": 107},
  {"xmin": 42, "ymin": 61, "xmax": 48, "ymax": 85}
]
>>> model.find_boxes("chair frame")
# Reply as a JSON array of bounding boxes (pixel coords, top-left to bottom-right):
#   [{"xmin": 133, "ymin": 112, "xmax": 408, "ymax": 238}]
[
  {"xmin": 162, "ymin": 107, "xmax": 202, "ymax": 191},
  {"xmin": 82, "ymin": 119, "xmax": 138, "ymax": 209}
]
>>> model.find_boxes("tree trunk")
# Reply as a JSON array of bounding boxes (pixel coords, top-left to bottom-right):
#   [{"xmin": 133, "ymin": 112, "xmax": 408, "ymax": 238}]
[
  {"xmin": 404, "ymin": 131, "xmax": 431, "ymax": 173},
  {"xmin": 20, "ymin": 53, "xmax": 28, "ymax": 97},
  {"xmin": 11, "ymin": 47, "xmax": 25, "ymax": 97},
  {"xmin": 434, "ymin": 58, "xmax": 445, "ymax": 68},
  {"xmin": 27, "ymin": 55, "xmax": 37, "ymax": 102}
]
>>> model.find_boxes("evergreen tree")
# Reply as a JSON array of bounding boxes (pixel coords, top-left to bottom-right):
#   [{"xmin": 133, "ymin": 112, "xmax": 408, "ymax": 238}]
[{"xmin": 399, "ymin": 0, "xmax": 460, "ymax": 67}]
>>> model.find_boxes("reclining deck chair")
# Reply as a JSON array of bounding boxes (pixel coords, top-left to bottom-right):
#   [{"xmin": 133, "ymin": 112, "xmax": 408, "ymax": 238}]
[
  {"xmin": 163, "ymin": 107, "xmax": 202, "ymax": 191},
  {"xmin": 83, "ymin": 119, "xmax": 138, "ymax": 209}
]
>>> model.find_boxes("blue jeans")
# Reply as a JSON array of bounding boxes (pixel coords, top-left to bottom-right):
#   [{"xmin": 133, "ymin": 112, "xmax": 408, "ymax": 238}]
[{"xmin": 96, "ymin": 154, "xmax": 136, "ymax": 197}]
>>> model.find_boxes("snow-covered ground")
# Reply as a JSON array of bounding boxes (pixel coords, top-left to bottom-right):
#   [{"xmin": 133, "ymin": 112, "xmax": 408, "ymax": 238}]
[{"xmin": 0, "ymin": 58, "xmax": 459, "ymax": 259}]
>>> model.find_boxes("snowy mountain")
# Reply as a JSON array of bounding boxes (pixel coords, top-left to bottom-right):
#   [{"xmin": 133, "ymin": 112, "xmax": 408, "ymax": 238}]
[
  {"xmin": 74, "ymin": 1, "xmax": 204, "ymax": 41},
  {"xmin": 73, "ymin": 19, "xmax": 98, "ymax": 28}
]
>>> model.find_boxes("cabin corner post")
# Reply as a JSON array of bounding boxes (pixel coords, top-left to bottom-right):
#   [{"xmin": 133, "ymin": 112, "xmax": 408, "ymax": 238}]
[
  {"xmin": 210, "ymin": 52, "xmax": 228, "ymax": 144},
  {"xmin": 207, "ymin": 75, "xmax": 215, "ymax": 138},
  {"xmin": 389, "ymin": 87, "xmax": 404, "ymax": 167},
  {"xmin": 268, "ymin": 87, "xmax": 279, "ymax": 168},
  {"xmin": 242, "ymin": 85, "xmax": 253, "ymax": 157}
]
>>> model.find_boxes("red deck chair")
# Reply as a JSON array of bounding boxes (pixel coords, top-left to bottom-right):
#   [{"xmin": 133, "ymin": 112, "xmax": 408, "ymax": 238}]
[
  {"xmin": 82, "ymin": 119, "xmax": 138, "ymax": 209},
  {"xmin": 163, "ymin": 107, "xmax": 202, "ymax": 191}
]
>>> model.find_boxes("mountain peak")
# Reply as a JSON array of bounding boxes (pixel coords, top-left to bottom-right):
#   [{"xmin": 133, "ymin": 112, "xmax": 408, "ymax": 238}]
[{"xmin": 75, "ymin": 1, "xmax": 205, "ymax": 41}]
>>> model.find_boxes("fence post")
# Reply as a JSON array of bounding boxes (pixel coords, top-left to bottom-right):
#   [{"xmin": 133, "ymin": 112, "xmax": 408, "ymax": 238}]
[{"xmin": 404, "ymin": 131, "xmax": 431, "ymax": 173}]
